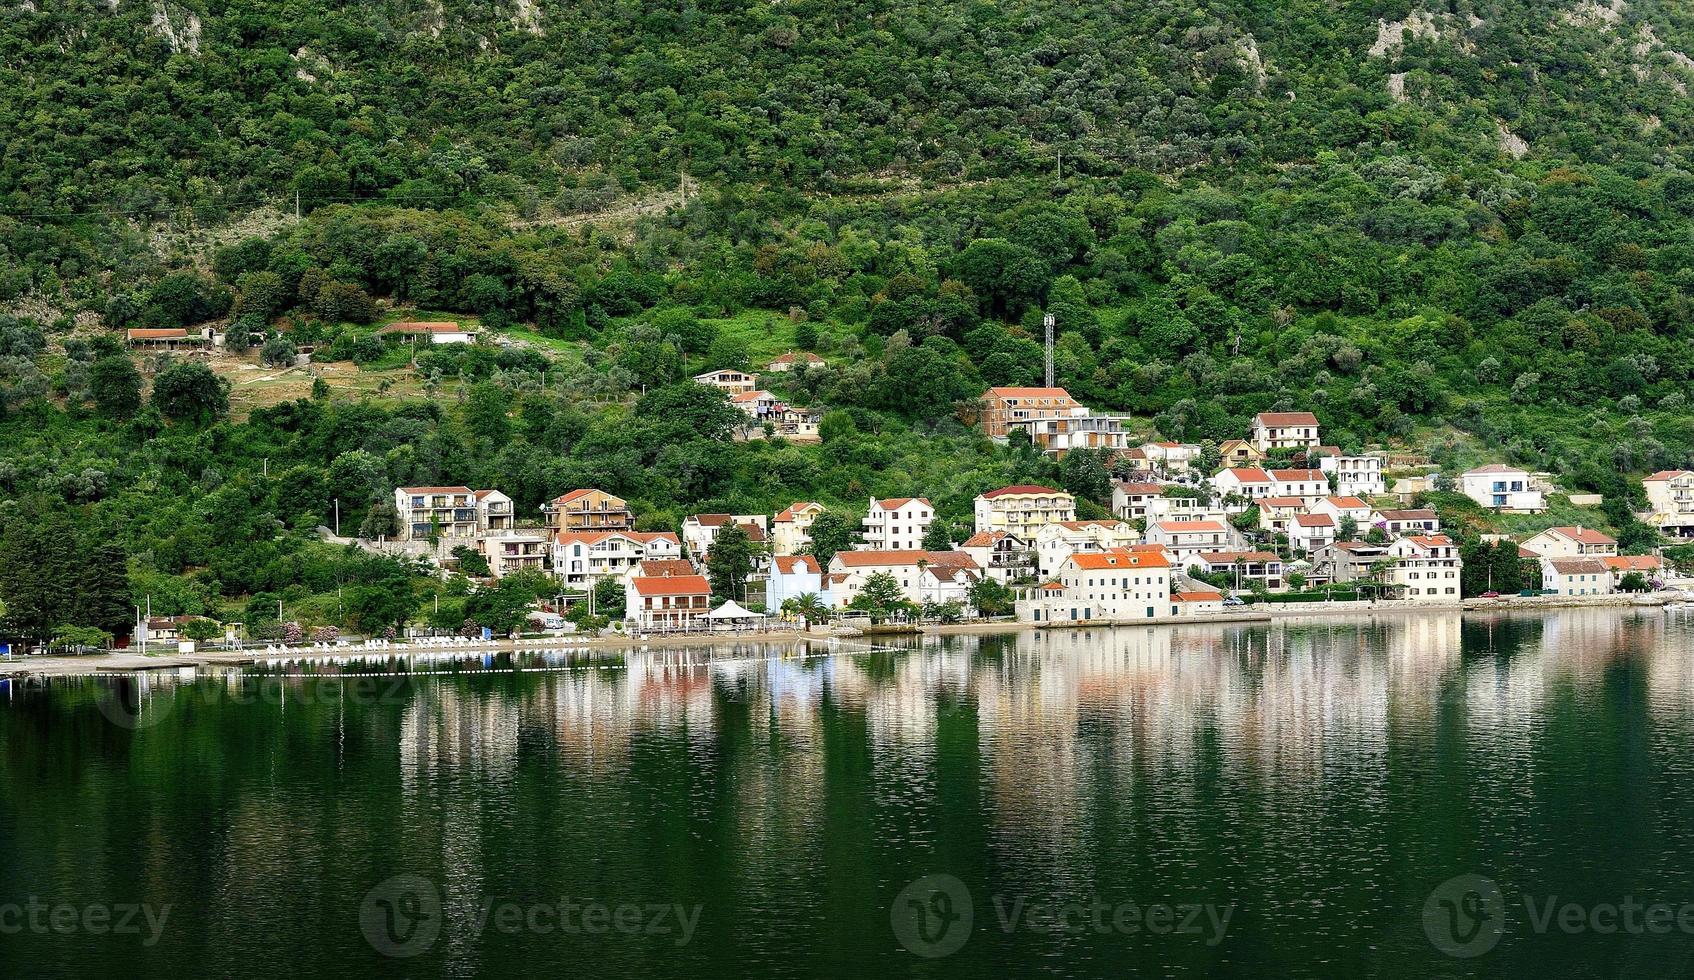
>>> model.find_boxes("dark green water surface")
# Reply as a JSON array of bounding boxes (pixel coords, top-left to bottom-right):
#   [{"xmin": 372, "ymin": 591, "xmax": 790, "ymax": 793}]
[{"xmin": 5, "ymin": 609, "xmax": 1694, "ymax": 978}]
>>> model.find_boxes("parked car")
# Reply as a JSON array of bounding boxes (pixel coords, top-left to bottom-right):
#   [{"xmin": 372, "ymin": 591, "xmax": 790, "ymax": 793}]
[{"xmin": 1480, "ymin": 591, "xmax": 1499, "ymax": 598}]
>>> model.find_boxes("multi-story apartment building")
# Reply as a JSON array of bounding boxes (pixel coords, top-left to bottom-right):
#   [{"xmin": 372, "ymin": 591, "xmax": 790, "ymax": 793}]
[
  {"xmin": 1643, "ymin": 470, "xmax": 1694, "ymax": 537},
  {"xmin": 772, "ymin": 502, "xmax": 826, "ymax": 556},
  {"xmin": 978, "ymin": 386, "xmax": 1082, "ymax": 438},
  {"xmin": 958, "ymin": 531, "xmax": 1037, "ymax": 584},
  {"xmin": 693, "ymin": 369, "xmax": 759, "ymax": 394},
  {"xmin": 1019, "ymin": 549, "xmax": 1172, "ymax": 624},
  {"xmin": 1210, "ymin": 467, "xmax": 1276, "ymax": 501},
  {"xmin": 482, "ymin": 533, "xmax": 549, "ymax": 578},
  {"xmin": 1460, "ymin": 465, "xmax": 1545, "ymax": 513},
  {"xmin": 1145, "ymin": 519, "xmax": 1242, "ymax": 565},
  {"xmin": 1520, "ymin": 526, "xmax": 1618, "ymax": 559},
  {"xmin": 1317, "ymin": 452, "xmax": 1386, "ymax": 497},
  {"xmin": 1386, "ymin": 534, "xmax": 1463, "ymax": 601},
  {"xmin": 394, "ymin": 486, "xmax": 480, "ymax": 540},
  {"xmin": 1250, "ymin": 412, "xmax": 1321, "ymax": 452},
  {"xmin": 543, "ymin": 489, "xmax": 634, "ymax": 533},
  {"xmin": 553, "ymin": 530, "xmax": 683, "ymax": 588},
  {"xmin": 972, "ymin": 485, "xmax": 1077, "ymax": 537},
  {"xmin": 1112, "ymin": 481, "xmax": 1167, "ymax": 523},
  {"xmin": 1268, "ymin": 468, "xmax": 1329, "ymax": 505},
  {"xmin": 682, "ymin": 514, "xmax": 770, "ymax": 559},
  {"xmin": 1004, "ymin": 413, "xmax": 1135, "ymax": 458},
  {"xmin": 1187, "ymin": 550, "xmax": 1285, "ymax": 593},
  {"xmin": 1375, "ymin": 508, "xmax": 1440, "ymax": 537},
  {"xmin": 827, "ymin": 550, "xmax": 981, "ymax": 610},
  {"xmin": 1140, "ymin": 441, "xmax": 1200, "ymax": 474},
  {"xmin": 626, "ymin": 574, "xmax": 713, "ymax": 630},
  {"xmin": 1033, "ymin": 520, "xmax": 1140, "ymax": 577},
  {"xmin": 862, "ymin": 498, "xmax": 934, "ymax": 551},
  {"xmin": 475, "ymin": 489, "xmax": 514, "ymax": 532},
  {"xmin": 1540, "ymin": 558, "xmax": 1613, "ymax": 597}
]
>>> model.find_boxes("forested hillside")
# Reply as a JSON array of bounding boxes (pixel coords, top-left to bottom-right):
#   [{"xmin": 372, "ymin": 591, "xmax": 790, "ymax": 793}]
[{"xmin": 3, "ymin": 0, "xmax": 1694, "ymax": 640}]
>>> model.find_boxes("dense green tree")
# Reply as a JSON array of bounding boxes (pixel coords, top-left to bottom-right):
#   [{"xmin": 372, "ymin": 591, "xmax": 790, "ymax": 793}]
[
  {"xmin": 150, "ymin": 362, "xmax": 229, "ymax": 426},
  {"xmin": 89, "ymin": 355, "xmax": 143, "ymax": 420}
]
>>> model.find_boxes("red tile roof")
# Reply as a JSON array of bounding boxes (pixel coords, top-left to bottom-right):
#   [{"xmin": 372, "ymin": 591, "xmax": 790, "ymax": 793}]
[
  {"xmin": 1254, "ymin": 411, "xmax": 1319, "ymax": 426},
  {"xmin": 1539, "ymin": 526, "xmax": 1617, "ymax": 545},
  {"xmin": 1068, "ymin": 549, "xmax": 1169, "ymax": 570},
  {"xmin": 773, "ymin": 555, "xmax": 822, "ymax": 575},
  {"xmin": 629, "ymin": 574, "xmax": 711, "ymax": 596},
  {"xmin": 1219, "ymin": 467, "xmax": 1272, "ymax": 482},
  {"xmin": 1645, "ymin": 471, "xmax": 1694, "ymax": 482},
  {"xmin": 1153, "ymin": 520, "xmax": 1226, "ymax": 532},
  {"xmin": 873, "ymin": 497, "xmax": 931, "ymax": 510},
  {"xmin": 126, "ymin": 327, "xmax": 191, "ymax": 340},
  {"xmin": 636, "ymin": 559, "xmax": 697, "ymax": 578}
]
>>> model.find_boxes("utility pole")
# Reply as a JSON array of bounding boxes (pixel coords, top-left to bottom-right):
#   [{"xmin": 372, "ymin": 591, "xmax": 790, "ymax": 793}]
[
  {"xmin": 294, "ymin": 188, "xmax": 301, "ymax": 220},
  {"xmin": 1042, "ymin": 312, "xmax": 1055, "ymax": 387},
  {"xmin": 334, "ymin": 498, "xmax": 340, "ymax": 536},
  {"xmin": 1056, "ymin": 150, "xmax": 1062, "ymax": 181}
]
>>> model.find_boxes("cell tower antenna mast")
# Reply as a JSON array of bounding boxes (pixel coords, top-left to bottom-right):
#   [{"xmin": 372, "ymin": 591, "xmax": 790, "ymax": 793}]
[{"xmin": 1043, "ymin": 312, "xmax": 1055, "ymax": 387}]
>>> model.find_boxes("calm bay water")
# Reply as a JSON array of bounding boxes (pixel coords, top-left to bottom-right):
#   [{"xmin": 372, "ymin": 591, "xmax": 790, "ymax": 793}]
[{"xmin": 5, "ymin": 610, "xmax": 1694, "ymax": 977}]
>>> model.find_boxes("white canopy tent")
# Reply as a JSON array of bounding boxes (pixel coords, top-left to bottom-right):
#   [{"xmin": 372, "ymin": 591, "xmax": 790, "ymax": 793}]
[{"xmin": 706, "ymin": 600, "xmax": 766, "ymax": 629}]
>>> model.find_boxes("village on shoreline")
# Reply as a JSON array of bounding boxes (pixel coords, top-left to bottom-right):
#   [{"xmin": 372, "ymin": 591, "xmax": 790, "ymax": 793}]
[{"xmin": 96, "ymin": 377, "xmax": 1694, "ymax": 667}]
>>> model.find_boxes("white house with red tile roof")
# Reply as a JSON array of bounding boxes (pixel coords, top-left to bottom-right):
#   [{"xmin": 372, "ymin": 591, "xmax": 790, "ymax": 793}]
[
  {"xmin": 1386, "ymin": 534, "xmax": 1463, "ymax": 601},
  {"xmin": 766, "ymin": 351, "xmax": 825, "ymax": 372},
  {"xmin": 693, "ymin": 368, "xmax": 759, "ymax": 393},
  {"xmin": 1289, "ymin": 513, "xmax": 1337, "ymax": 554},
  {"xmin": 1256, "ymin": 496, "xmax": 1308, "ymax": 534},
  {"xmin": 624, "ymin": 558, "xmax": 698, "ymax": 585},
  {"xmin": 827, "ymin": 550, "xmax": 981, "ymax": 609},
  {"xmin": 1460, "ymin": 464, "xmax": 1545, "ymax": 513},
  {"xmin": 1643, "ymin": 470, "xmax": 1694, "ymax": 536},
  {"xmin": 771, "ymin": 502, "xmax": 826, "ymax": 556},
  {"xmin": 729, "ymin": 389, "xmax": 783, "ymax": 420},
  {"xmin": 972, "ymin": 485, "xmax": 1076, "ymax": 537},
  {"xmin": 1017, "ymin": 548, "xmax": 1173, "ymax": 623},
  {"xmin": 862, "ymin": 497, "xmax": 934, "ymax": 551},
  {"xmin": 1268, "ymin": 468, "xmax": 1329, "ymax": 504},
  {"xmin": 1520, "ymin": 526, "xmax": 1617, "ymax": 559},
  {"xmin": 682, "ymin": 514, "xmax": 769, "ymax": 558},
  {"xmin": 1250, "ymin": 411, "xmax": 1321, "ymax": 452},
  {"xmin": 1539, "ymin": 557, "xmax": 1613, "ymax": 597},
  {"xmin": 1111, "ymin": 480, "xmax": 1167, "ymax": 522},
  {"xmin": 1602, "ymin": 554, "xmax": 1663, "ymax": 589},
  {"xmin": 1210, "ymin": 467, "xmax": 1275, "ymax": 501},
  {"xmin": 1033, "ymin": 519, "xmax": 1140, "ymax": 576},
  {"xmin": 768, "ymin": 554, "xmax": 835, "ymax": 609},
  {"xmin": 1145, "ymin": 519, "xmax": 1242, "ymax": 565},
  {"xmin": 554, "ymin": 530, "xmax": 683, "ymax": 588},
  {"xmin": 1311, "ymin": 495, "xmax": 1373, "ymax": 528},
  {"xmin": 1170, "ymin": 587, "xmax": 1226, "ymax": 616},
  {"xmin": 625, "ymin": 573, "xmax": 713, "ymax": 630}
]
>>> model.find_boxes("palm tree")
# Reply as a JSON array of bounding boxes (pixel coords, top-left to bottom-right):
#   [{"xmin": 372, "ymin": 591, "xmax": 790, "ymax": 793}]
[{"xmin": 793, "ymin": 592, "xmax": 829, "ymax": 627}]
